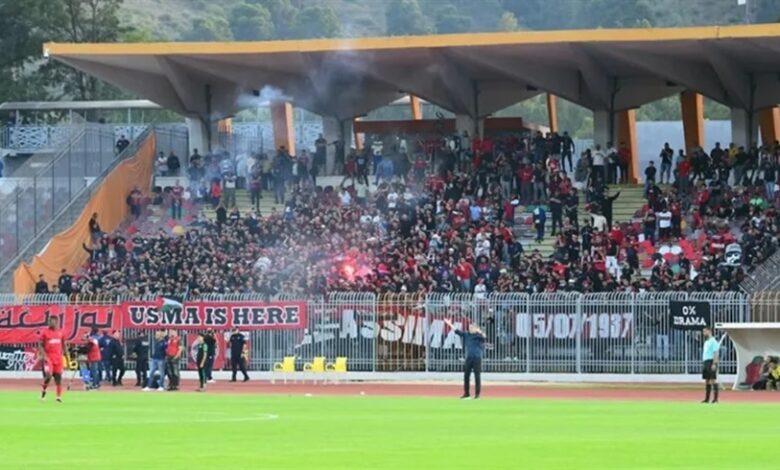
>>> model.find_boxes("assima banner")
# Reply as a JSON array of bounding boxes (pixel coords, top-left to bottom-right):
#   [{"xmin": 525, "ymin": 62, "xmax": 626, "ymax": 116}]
[
  {"xmin": 122, "ymin": 301, "xmax": 307, "ymax": 330},
  {"xmin": 0, "ymin": 305, "xmax": 120, "ymax": 344}
]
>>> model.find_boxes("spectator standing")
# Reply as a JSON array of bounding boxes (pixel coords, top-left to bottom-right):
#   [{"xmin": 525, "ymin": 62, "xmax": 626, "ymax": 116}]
[
  {"xmin": 606, "ymin": 142, "xmax": 618, "ymax": 184},
  {"xmin": 171, "ymin": 180, "xmax": 184, "ymax": 220},
  {"xmin": 127, "ymin": 186, "xmax": 143, "ymax": 219},
  {"xmin": 228, "ymin": 328, "xmax": 250, "ymax": 382},
  {"xmin": 222, "ymin": 172, "xmax": 237, "ymax": 209},
  {"xmin": 659, "ymin": 143, "xmax": 673, "ymax": 184},
  {"xmin": 315, "ymin": 134, "xmax": 327, "ymax": 174},
  {"xmin": 204, "ymin": 329, "xmax": 216, "ymax": 383},
  {"xmin": 115, "ymin": 135, "xmax": 130, "ymax": 154},
  {"xmin": 618, "ymin": 142, "xmax": 631, "ymax": 184},
  {"xmin": 131, "ymin": 333, "xmax": 149, "ymax": 387},
  {"xmin": 533, "ymin": 205, "xmax": 546, "ymax": 243},
  {"xmin": 657, "ymin": 206, "xmax": 672, "ymax": 241},
  {"xmin": 88, "ymin": 213, "xmax": 102, "ymax": 241},
  {"xmin": 644, "ymin": 162, "xmax": 657, "ymax": 195},
  {"xmin": 592, "ymin": 144, "xmax": 606, "ymax": 184},
  {"xmin": 167, "ymin": 152, "xmax": 181, "ymax": 176},
  {"xmin": 549, "ymin": 190, "xmax": 563, "ymax": 236},
  {"xmin": 98, "ymin": 330, "xmax": 112, "ymax": 382},
  {"xmin": 194, "ymin": 333, "xmax": 208, "ymax": 392},
  {"xmin": 86, "ymin": 331, "xmax": 102, "ymax": 389},
  {"xmin": 143, "ymin": 331, "xmax": 168, "ymax": 391},
  {"xmin": 109, "ymin": 331, "xmax": 125, "ymax": 386},
  {"xmin": 561, "ymin": 131, "xmax": 575, "ymax": 172},
  {"xmin": 57, "ymin": 269, "xmax": 72, "ymax": 296},
  {"xmin": 762, "ymin": 156, "xmax": 776, "ymax": 201},
  {"xmin": 165, "ymin": 330, "xmax": 182, "ymax": 391},
  {"xmin": 249, "ymin": 169, "xmax": 262, "ymax": 211}
]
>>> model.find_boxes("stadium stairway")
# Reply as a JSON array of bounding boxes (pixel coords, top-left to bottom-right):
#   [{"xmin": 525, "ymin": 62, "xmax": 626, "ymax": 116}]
[
  {"xmin": 200, "ymin": 187, "xmax": 284, "ymax": 220},
  {"xmin": 516, "ymin": 184, "xmax": 647, "ymax": 257}
]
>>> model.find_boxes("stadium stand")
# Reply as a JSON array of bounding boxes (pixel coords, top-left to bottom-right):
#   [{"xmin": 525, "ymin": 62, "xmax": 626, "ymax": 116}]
[{"xmin": 31, "ymin": 131, "xmax": 776, "ymax": 298}]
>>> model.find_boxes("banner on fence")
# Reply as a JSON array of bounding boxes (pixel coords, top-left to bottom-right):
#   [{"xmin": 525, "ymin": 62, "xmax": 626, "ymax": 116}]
[
  {"xmin": 122, "ymin": 301, "xmax": 307, "ymax": 330},
  {"xmin": 299, "ymin": 307, "xmax": 633, "ymax": 349},
  {"xmin": 669, "ymin": 301, "xmax": 711, "ymax": 330},
  {"xmin": 0, "ymin": 305, "xmax": 120, "ymax": 344},
  {"xmin": 0, "ymin": 346, "xmax": 38, "ymax": 371}
]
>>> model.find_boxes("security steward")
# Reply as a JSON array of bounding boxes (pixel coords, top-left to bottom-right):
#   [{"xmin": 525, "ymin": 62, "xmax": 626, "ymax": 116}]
[
  {"xmin": 131, "ymin": 333, "xmax": 150, "ymax": 387},
  {"xmin": 445, "ymin": 319, "xmax": 486, "ymax": 399},
  {"xmin": 228, "ymin": 327, "xmax": 250, "ymax": 382}
]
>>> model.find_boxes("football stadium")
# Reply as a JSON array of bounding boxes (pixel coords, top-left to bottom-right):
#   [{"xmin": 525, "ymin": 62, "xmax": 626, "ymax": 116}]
[{"xmin": 1, "ymin": 2, "xmax": 780, "ymax": 468}]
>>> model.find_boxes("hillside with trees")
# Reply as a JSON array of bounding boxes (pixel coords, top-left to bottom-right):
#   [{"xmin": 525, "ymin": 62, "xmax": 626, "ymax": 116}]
[{"xmin": 2, "ymin": 0, "xmax": 779, "ymax": 134}]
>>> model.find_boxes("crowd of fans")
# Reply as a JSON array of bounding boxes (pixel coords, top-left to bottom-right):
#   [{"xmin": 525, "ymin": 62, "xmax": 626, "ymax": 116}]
[{"xmin": 31, "ymin": 129, "xmax": 780, "ymax": 298}]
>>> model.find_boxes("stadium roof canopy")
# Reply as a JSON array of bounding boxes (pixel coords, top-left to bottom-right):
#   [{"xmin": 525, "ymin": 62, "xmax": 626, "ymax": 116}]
[{"xmin": 44, "ymin": 24, "xmax": 780, "ymax": 122}]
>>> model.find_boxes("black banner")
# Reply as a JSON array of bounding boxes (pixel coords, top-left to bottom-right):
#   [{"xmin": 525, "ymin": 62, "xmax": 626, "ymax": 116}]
[
  {"xmin": 669, "ymin": 301, "xmax": 711, "ymax": 330},
  {"xmin": 0, "ymin": 346, "xmax": 37, "ymax": 371}
]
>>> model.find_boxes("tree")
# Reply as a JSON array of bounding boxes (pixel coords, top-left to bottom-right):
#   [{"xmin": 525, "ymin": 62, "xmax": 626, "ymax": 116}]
[
  {"xmin": 294, "ymin": 5, "xmax": 341, "ymax": 38},
  {"xmin": 258, "ymin": 0, "xmax": 299, "ymax": 39},
  {"xmin": 496, "ymin": 12, "xmax": 519, "ymax": 32},
  {"xmin": 386, "ymin": 0, "xmax": 432, "ymax": 36},
  {"xmin": 182, "ymin": 16, "xmax": 233, "ymax": 42},
  {"xmin": 29, "ymin": 0, "xmax": 131, "ymax": 101},
  {"xmin": 229, "ymin": 2, "xmax": 274, "ymax": 41},
  {"xmin": 434, "ymin": 5, "xmax": 472, "ymax": 34}
]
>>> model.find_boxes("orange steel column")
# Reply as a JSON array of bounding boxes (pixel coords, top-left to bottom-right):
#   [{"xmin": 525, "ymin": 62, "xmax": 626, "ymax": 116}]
[
  {"xmin": 759, "ymin": 107, "xmax": 780, "ymax": 145},
  {"xmin": 409, "ymin": 95, "xmax": 422, "ymax": 120},
  {"xmin": 271, "ymin": 101, "xmax": 296, "ymax": 155},
  {"xmin": 680, "ymin": 91, "xmax": 704, "ymax": 154},
  {"xmin": 616, "ymin": 109, "xmax": 639, "ymax": 183},
  {"xmin": 546, "ymin": 94, "xmax": 558, "ymax": 133}
]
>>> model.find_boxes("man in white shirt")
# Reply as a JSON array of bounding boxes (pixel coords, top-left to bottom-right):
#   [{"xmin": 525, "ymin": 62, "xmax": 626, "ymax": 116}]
[
  {"xmin": 592, "ymin": 144, "xmax": 606, "ymax": 184},
  {"xmin": 339, "ymin": 187, "xmax": 352, "ymax": 207},
  {"xmin": 657, "ymin": 207, "xmax": 672, "ymax": 241}
]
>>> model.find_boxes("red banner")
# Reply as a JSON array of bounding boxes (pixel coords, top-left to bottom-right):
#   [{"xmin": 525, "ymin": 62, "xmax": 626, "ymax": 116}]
[
  {"xmin": 121, "ymin": 301, "xmax": 307, "ymax": 330},
  {"xmin": 0, "ymin": 305, "xmax": 120, "ymax": 344}
]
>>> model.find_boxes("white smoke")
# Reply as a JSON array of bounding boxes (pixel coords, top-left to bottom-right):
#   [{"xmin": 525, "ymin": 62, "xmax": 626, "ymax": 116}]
[{"xmin": 235, "ymin": 85, "xmax": 293, "ymax": 108}]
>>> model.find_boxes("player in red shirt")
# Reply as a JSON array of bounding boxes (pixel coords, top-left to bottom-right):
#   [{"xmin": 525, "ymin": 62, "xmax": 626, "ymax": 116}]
[{"xmin": 38, "ymin": 317, "xmax": 69, "ymax": 402}]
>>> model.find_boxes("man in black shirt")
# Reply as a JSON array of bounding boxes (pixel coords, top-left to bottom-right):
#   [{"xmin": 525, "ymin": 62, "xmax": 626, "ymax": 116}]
[
  {"xmin": 116, "ymin": 135, "xmax": 130, "ymax": 154},
  {"xmin": 228, "ymin": 328, "xmax": 249, "ymax": 382},
  {"xmin": 644, "ymin": 161, "xmax": 657, "ymax": 196},
  {"xmin": 203, "ymin": 329, "xmax": 217, "ymax": 383},
  {"xmin": 109, "ymin": 331, "xmax": 125, "ymax": 386},
  {"xmin": 35, "ymin": 274, "xmax": 49, "ymax": 294},
  {"xmin": 57, "ymin": 269, "xmax": 73, "ymax": 296},
  {"xmin": 445, "ymin": 319, "xmax": 486, "ymax": 399},
  {"xmin": 131, "ymin": 334, "xmax": 149, "ymax": 387}
]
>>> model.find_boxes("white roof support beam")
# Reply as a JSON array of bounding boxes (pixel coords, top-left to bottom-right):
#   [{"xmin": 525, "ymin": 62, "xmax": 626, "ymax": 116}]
[
  {"xmin": 446, "ymin": 47, "xmax": 590, "ymax": 109},
  {"xmin": 701, "ymin": 43, "xmax": 753, "ymax": 110},
  {"xmin": 597, "ymin": 47, "xmax": 728, "ymax": 105},
  {"xmin": 428, "ymin": 51, "xmax": 477, "ymax": 116},
  {"xmin": 156, "ymin": 57, "xmax": 208, "ymax": 116},
  {"xmin": 570, "ymin": 45, "xmax": 615, "ymax": 111},
  {"xmin": 56, "ymin": 57, "xmax": 188, "ymax": 115}
]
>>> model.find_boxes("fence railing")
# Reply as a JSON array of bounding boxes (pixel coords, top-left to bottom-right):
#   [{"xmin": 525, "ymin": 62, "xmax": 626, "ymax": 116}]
[{"xmin": 0, "ymin": 291, "xmax": 766, "ymax": 375}]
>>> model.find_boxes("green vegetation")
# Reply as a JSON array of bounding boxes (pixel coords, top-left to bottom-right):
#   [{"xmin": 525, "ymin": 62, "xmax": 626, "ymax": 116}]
[
  {"xmin": 0, "ymin": 390, "xmax": 774, "ymax": 469},
  {"xmin": 1, "ymin": 0, "xmax": 778, "ymax": 124}
]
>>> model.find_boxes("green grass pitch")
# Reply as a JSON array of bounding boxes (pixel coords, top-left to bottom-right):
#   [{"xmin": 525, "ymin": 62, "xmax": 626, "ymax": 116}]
[{"xmin": 0, "ymin": 391, "xmax": 774, "ymax": 469}]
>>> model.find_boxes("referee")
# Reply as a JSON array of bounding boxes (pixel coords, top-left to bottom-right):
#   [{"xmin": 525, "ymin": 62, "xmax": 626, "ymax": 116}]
[
  {"xmin": 445, "ymin": 319, "xmax": 486, "ymax": 400},
  {"xmin": 701, "ymin": 327, "xmax": 720, "ymax": 404}
]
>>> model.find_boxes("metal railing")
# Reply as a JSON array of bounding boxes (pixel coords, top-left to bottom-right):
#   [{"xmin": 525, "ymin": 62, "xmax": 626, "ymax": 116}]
[
  {"xmin": 0, "ymin": 291, "xmax": 767, "ymax": 375},
  {"xmin": 0, "ymin": 126, "xmax": 159, "ymax": 292}
]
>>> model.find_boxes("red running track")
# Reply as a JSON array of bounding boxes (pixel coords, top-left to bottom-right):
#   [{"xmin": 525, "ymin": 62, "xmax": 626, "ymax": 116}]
[{"xmin": 1, "ymin": 379, "xmax": 778, "ymax": 403}]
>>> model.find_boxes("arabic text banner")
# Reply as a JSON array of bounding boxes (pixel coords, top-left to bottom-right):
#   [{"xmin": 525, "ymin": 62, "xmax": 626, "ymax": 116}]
[
  {"xmin": 0, "ymin": 305, "xmax": 120, "ymax": 344},
  {"xmin": 122, "ymin": 301, "xmax": 307, "ymax": 330}
]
